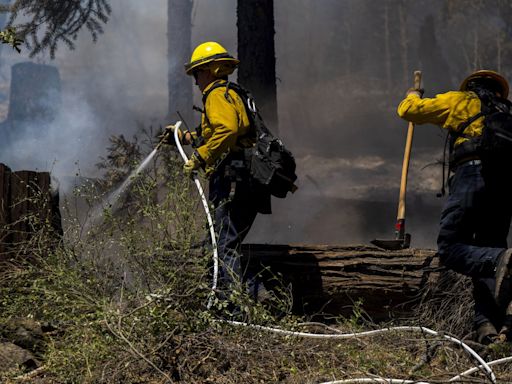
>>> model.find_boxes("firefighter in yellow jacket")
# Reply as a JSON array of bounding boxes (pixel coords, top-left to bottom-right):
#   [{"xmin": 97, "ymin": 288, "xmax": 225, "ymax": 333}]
[
  {"xmin": 167, "ymin": 42, "xmax": 271, "ymax": 311},
  {"xmin": 398, "ymin": 70, "xmax": 512, "ymax": 344}
]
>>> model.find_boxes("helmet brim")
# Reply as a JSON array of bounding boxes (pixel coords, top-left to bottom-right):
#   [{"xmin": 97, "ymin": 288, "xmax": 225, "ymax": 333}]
[
  {"xmin": 460, "ymin": 70, "xmax": 509, "ymax": 98},
  {"xmin": 185, "ymin": 55, "xmax": 240, "ymax": 75}
]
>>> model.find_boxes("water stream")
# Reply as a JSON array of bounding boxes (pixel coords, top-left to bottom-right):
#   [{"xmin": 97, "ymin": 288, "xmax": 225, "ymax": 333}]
[{"xmin": 83, "ymin": 147, "xmax": 159, "ymax": 233}]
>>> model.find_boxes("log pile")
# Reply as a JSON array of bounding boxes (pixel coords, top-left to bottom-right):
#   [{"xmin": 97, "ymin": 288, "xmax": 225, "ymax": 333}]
[
  {"xmin": 242, "ymin": 243, "xmax": 439, "ymax": 320},
  {"xmin": 0, "ymin": 163, "xmax": 61, "ymax": 259}
]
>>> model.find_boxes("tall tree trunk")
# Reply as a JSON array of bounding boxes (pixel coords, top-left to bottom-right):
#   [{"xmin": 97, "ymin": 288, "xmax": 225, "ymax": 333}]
[
  {"xmin": 398, "ymin": 1, "xmax": 409, "ymax": 89},
  {"xmin": 418, "ymin": 15, "xmax": 452, "ymax": 93},
  {"xmin": 497, "ymin": 31, "xmax": 503, "ymax": 74},
  {"xmin": 167, "ymin": 0, "xmax": 193, "ymax": 125},
  {"xmin": 383, "ymin": 3, "xmax": 391, "ymax": 94},
  {"xmin": 237, "ymin": 0, "xmax": 278, "ymax": 134}
]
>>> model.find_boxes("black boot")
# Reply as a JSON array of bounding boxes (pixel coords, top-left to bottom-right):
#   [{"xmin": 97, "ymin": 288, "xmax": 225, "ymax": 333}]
[
  {"xmin": 495, "ymin": 249, "xmax": 512, "ymax": 305},
  {"xmin": 476, "ymin": 321, "xmax": 498, "ymax": 345},
  {"xmin": 496, "ymin": 301, "xmax": 512, "ymax": 344}
]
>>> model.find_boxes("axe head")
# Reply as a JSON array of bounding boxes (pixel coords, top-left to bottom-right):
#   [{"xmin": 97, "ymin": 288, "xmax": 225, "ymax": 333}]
[{"xmin": 371, "ymin": 233, "xmax": 411, "ymax": 251}]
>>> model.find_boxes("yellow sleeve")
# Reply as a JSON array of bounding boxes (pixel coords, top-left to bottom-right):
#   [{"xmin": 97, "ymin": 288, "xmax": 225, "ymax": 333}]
[
  {"xmin": 397, "ymin": 93, "xmax": 454, "ymax": 126},
  {"xmin": 196, "ymin": 89, "xmax": 240, "ymax": 166}
]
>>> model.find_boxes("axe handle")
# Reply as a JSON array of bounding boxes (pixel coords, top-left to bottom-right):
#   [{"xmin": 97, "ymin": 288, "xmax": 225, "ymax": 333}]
[{"xmin": 396, "ymin": 71, "xmax": 422, "ymax": 235}]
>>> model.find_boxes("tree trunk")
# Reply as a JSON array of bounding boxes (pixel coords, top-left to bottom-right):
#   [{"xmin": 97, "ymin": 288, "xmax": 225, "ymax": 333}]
[
  {"xmin": 242, "ymin": 244, "xmax": 438, "ymax": 321},
  {"xmin": 237, "ymin": 0, "xmax": 278, "ymax": 133},
  {"xmin": 398, "ymin": 1, "xmax": 409, "ymax": 88},
  {"xmin": 167, "ymin": 0, "xmax": 193, "ymax": 125},
  {"xmin": 383, "ymin": 3, "xmax": 391, "ymax": 94}
]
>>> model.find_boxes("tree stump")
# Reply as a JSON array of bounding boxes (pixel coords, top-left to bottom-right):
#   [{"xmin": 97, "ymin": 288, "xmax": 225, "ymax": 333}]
[{"xmin": 0, "ymin": 163, "xmax": 62, "ymax": 260}]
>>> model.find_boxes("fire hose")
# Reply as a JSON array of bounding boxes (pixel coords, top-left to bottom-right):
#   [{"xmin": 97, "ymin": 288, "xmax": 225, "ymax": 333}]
[
  {"xmin": 173, "ymin": 121, "xmax": 218, "ymax": 309},
  {"xmin": 170, "ymin": 121, "xmax": 500, "ymax": 384}
]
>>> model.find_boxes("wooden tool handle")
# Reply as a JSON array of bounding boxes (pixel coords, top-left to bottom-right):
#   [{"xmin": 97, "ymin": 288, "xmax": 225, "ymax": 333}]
[
  {"xmin": 413, "ymin": 70, "xmax": 421, "ymax": 90},
  {"xmin": 397, "ymin": 71, "xmax": 422, "ymax": 225}
]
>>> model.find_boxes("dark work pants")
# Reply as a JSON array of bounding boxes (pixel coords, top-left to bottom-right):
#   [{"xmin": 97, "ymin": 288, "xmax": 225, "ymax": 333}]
[
  {"xmin": 437, "ymin": 161, "xmax": 512, "ymax": 327},
  {"xmin": 209, "ymin": 162, "xmax": 259, "ymax": 299}
]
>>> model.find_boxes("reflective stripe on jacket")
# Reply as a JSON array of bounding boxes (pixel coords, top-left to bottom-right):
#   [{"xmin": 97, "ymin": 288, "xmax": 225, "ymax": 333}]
[
  {"xmin": 195, "ymin": 79, "xmax": 252, "ymax": 168},
  {"xmin": 397, "ymin": 91, "xmax": 484, "ymax": 147}
]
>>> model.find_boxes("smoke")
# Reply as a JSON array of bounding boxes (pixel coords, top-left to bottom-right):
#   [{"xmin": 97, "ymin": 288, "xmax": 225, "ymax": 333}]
[
  {"xmin": 0, "ymin": 0, "xmax": 169, "ymax": 184},
  {"xmin": 0, "ymin": 91, "xmax": 101, "ymax": 182},
  {"xmin": 0, "ymin": 0, "xmax": 506, "ymax": 247}
]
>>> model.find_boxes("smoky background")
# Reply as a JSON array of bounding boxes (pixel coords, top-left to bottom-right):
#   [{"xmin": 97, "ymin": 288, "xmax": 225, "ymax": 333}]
[{"xmin": 0, "ymin": 0, "xmax": 510, "ymax": 248}]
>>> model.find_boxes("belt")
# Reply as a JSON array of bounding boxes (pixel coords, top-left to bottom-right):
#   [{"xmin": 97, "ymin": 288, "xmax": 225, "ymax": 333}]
[
  {"xmin": 450, "ymin": 153, "xmax": 481, "ymax": 169},
  {"xmin": 457, "ymin": 159, "xmax": 482, "ymax": 167}
]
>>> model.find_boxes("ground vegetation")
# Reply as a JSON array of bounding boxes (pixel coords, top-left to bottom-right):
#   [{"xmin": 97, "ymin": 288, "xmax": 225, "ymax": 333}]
[{"xmin": 0, "ymin": 131, "xmax": 511, "ymax": 383}]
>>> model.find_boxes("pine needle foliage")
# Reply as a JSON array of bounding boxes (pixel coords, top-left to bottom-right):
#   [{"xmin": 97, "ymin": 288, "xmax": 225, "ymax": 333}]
[
  {"xmin": 2, "ymin": 0, "xmax": 111, "ymax": 58},
  {"xmin": 0, "ymin": 26, "xmax": 23, "ymax": 52}
]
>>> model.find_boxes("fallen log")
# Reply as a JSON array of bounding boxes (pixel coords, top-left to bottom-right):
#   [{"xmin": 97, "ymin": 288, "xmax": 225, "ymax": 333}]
[{"xmin": 242, "ymin": 244, "xmax": 439, "ymax": 321}]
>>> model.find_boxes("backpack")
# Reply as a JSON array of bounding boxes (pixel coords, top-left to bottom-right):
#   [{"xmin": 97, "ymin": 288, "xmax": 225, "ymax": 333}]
[
  {"xmin": 438, "ymin": 94, "xmax": 512, "ymax": 196},
  {"xmin": 202, "ymin": 82, "xmax": 298, "ymax": 198},
  {"xmin": 478, "ymin": 110, "xmax": 512, "ymax": 162},
  {"xmin": 450, "ymin": 95, "xmax": 512, "ymax": 165}
]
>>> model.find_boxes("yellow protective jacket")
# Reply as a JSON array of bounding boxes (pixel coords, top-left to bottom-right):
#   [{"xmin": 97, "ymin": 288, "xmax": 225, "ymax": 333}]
[
  {"xmin": 195, "ymin": 80, "xmax": 253, "ymax": 173},
  {"xmin": 397, "ymin": 91, "xmax": 484, "ymax": 147}
]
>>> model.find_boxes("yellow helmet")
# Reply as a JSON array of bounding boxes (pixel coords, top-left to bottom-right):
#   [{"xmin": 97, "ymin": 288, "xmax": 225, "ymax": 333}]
[
  {"xmin": 184, "ymin": 41, "xmax": 239, "ymax": 77},
  {"xmin": 460, "ymin": 70, "xmax": 509, "ymax": 98}
]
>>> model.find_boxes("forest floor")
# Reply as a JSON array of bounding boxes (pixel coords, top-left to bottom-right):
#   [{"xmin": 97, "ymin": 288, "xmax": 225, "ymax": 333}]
[{"xmin": 1, "ymin": 142, "xmax": 512, "ymax": 383}]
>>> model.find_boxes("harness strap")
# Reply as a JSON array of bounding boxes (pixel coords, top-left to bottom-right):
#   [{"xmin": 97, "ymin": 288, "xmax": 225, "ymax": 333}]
[
  {"xmin": 438, "ymin": 112, "xmax": 484, "ymax": 197},
  {"xmin": 201, "ymin": 81, "xmax": 258, "ymax": 147}
]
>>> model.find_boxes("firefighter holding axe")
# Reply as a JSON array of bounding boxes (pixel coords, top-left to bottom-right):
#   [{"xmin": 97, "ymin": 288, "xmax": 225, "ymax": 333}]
[{"xmin": 397, "ymin": 70, "xmax": 512, "ymax": 345}]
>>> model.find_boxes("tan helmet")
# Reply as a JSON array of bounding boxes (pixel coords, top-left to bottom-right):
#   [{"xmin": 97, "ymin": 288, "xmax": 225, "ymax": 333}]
[
  {"xmin": 184, "ymin": 41, "xmax": 239, "ymax": 77},
  {"xmin": 460, "ymin": 70, "xmax": 509, "ymax": 98}
]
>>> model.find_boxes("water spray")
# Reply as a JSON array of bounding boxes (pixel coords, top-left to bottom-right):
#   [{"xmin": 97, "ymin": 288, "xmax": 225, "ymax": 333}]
[{"xmin": 83, "ymin": 139, "xmax": 161, "ymax": 233}]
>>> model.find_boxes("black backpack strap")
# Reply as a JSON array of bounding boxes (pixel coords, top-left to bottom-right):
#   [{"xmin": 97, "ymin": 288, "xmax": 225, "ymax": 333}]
[
  {"xmin": 201, "ymin": 81, "xmax": 228, "ymax": 104},
  {"xmin": 200, "ymin": 81, "xmax": 228, "ymax": 128},
  {"xmin": 200, "ymin": 81, "xmax": 261, "ymax": 149},
  {"xmin": 448, "ymin": 112, "xmax": 484, "ymax": 164},
  {"xmin": 452, "ymin": 112, "xmax": 485, "ymax": 138},
  {"xmin": 438, "ymin": 111, "xmax": 485, "ymax": 197}
]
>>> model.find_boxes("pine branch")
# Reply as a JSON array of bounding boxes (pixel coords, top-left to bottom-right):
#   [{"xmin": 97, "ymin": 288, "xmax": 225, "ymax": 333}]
[{"xmin": 6, "ymin": 0, "xmax": 111, "ymax": 58}]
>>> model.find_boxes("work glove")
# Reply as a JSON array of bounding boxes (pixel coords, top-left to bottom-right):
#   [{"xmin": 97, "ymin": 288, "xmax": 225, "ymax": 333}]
[
  {"xmin": 405, "ymin": 87, "xmax": 424, "ymax": 97},
  {"xmin": 159, "ymin": 124, "xmax": 194, "ymax": 146},
  {"xmin": 158, "ymin": 124, "xmax": 182, "ymax": 146},
  {"xmin": 183, "ymin": 152, "xmax": 203, "ymax": 176}
]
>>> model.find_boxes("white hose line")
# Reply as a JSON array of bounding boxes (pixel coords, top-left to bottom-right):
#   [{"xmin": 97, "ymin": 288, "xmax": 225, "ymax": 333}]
[
  {"xmin": 225, "ymin": 321, "xmax": 496, "ymax": 383},
  {"xmin": 449, "ymin": 355, "xmax": 512, "ymax": 382},
  {"xmin": 172, "ymin": 122, "xmax": 495, "ymax": 384},
  {"xmin": 174, "ymin": 121, "xmax": 219, "ymax": 309},
  {"xmin": 320, "ymin": 379, "xmax": 430, "ymax": 384}
]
